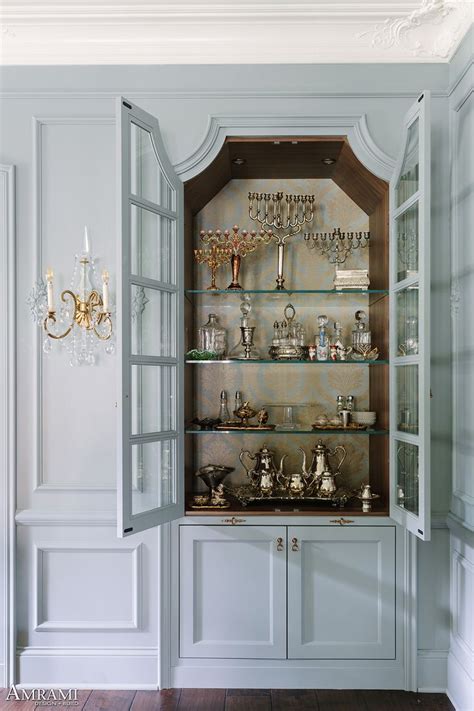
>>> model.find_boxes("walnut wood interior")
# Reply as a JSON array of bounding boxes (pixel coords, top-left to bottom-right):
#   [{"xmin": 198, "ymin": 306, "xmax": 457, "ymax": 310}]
[
  {"xmin": 183, "ymin": 136, "xmax": 389, "ymax": 515},
  {"xmin": 184, "ymin": 137, "xmax": 387, "ymax": 216}
]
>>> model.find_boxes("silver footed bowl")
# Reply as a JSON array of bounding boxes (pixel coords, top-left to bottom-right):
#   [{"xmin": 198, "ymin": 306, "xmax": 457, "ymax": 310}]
[{"xmin": 197, "ymin": 464, "xmax": 234, "ymax": 492}]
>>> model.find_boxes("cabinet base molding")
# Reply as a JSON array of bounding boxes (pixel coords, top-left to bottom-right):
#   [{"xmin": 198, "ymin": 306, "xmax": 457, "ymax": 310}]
[
  {"xmin": 171, "ymin": 662, "xmax": 405, "ymax": 690},
  {"xmin": 17, "ymin": 647, "xmax": 159, "ymax": 689}
]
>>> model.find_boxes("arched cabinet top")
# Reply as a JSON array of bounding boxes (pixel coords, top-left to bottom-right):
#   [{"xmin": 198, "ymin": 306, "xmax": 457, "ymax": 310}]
[{"xmin": 175, "ymin": 113, "xmax": 395, "ymax": 186}]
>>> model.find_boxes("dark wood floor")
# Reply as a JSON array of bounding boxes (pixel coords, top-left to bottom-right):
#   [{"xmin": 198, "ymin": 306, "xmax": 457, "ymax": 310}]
[{"xmin": 0, "ymin": 688, "xmax": 454, "ymax": 711}]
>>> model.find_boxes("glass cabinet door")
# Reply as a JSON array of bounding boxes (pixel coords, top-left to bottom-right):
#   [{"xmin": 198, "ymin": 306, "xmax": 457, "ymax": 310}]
[
  {"xmin": 390, "ymin": 92, "xmax": 431, "ymax": 541},
  {"xmin": 117, "ymin": 98, "xmax": 184, "ymax": 537}
]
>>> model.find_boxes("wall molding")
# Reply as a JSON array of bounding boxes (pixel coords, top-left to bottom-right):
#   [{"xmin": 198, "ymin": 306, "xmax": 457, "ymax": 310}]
[
  {"xmin": 404, "ymin": 528, "xmax": 418, "ymax": 691},
  {"xmin": 0, "ymin": 90, "xmax": 451, "ymax": 100},
  {"xmin": 17, "ymin": 645, "xmax": 158, "ymax": 689},
  {"xmin": 33, "ymin": 543, "xmax": 141, "ymax": 632},
  {"xmin": 32, "ymin": 116, "xmax": 115, "ymax": 495},
  {"xmin": 0, "ymin": 164, "xmax": 16, "ymax": 688},
  {"xmin": 417, "ymin": 649, "xmax": 449, "ymax": 692},
  {"xmin": 15, "ymin": 509, "xmax": 116, "ymax": 526},
  {"xmin": 174, "ymin": 113, "xmax": 395, "ymax": 182}
]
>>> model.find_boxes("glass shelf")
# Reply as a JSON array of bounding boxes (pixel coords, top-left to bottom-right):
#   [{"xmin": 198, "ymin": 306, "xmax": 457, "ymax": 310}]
[
  {"xmin": 186, "ymin": 359, "xmax": 389, "ymax": 365},
  {"xmin": 186, "ymin": 428, "xmax": 388, "ymax": 435},
  {"xmin": 186, "ymin": 289, "xmax": 388, "ymax": 295}
]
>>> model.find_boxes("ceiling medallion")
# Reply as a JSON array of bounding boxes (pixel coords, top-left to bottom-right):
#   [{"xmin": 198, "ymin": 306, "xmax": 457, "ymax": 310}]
[{"xmin": 359, "ymin": 1, "xmax": 471, "ymax": 59}]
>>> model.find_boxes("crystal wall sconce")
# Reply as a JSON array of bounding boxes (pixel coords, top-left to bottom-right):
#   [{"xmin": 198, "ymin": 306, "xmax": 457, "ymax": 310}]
[{"xmin": 28, "ymin": 227, "xmax": 115, "ymax": 366}]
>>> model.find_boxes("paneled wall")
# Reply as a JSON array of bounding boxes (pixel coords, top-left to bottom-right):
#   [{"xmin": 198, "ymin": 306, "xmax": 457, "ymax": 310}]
[
  {"xmin": 447, "ymin": 27, "xmax": 474, "ymax": 711},
  {"xmin": 0, "ymin": 62, "xmax": 453, "ymax": 689}
]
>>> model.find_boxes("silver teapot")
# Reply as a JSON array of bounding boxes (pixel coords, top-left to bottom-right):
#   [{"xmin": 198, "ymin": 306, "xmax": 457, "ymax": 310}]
[{"xmin": 239, "ymin": 444, "xmax": 287, "ymax": 496}]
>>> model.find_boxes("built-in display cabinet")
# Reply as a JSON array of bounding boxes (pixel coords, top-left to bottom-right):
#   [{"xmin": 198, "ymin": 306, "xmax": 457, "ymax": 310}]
[
  {"xmin": 116, "ymin": 92, "xmax": 431, "ymax": 542},
  {"xmin": 115, "ymin": 94, "xmax": 431, "ymax": 688}
]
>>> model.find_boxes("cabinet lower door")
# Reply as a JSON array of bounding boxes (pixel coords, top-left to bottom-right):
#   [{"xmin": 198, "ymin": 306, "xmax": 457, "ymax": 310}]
[
  {"xmin": 288, "ymin": 526, "xmax": 396, "ymax": 659},
  {"xmin": 180, "ymin": 525, "xmax": 287, "ymax": 659}
]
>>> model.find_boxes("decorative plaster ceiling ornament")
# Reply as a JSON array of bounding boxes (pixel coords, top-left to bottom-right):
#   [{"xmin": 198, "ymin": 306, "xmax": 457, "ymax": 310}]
[{"xmin": 359, "ymin": 0, "xmax": 472, "ymax": 59}]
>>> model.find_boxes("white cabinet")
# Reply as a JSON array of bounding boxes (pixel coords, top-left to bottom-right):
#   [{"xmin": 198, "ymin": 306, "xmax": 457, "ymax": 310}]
[
  {"xmin": 287, "ymin": 526, "xmax": 396, "ymax": 659},
  {"xmin": 179, "ymin": 523, "xmax": 396, "ymax": 661},
  {"xmin": 179, "ymin": 525, "xmax": 287, "ymax": 659}
]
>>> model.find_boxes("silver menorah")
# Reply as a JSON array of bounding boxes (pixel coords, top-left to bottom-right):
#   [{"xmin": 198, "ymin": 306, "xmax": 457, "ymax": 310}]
[
  {"xmin": 248, "ymin": 192, "xmax": 315, "ymax": 289},
  {"xmin": 303, "ymin": 228, "xmax": 370, "ymax": 265}
]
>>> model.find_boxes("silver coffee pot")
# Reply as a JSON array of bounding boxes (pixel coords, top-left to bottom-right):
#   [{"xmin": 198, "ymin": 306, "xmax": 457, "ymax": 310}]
[{"xmin": 309, "ymin": 439, "xmax": 346, "ymax": 482}]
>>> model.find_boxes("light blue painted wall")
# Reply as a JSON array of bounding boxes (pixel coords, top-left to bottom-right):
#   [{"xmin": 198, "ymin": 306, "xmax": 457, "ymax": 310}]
[{"xmin": 0, "ymin": 57, "xmax": 458, "ymax": 688}]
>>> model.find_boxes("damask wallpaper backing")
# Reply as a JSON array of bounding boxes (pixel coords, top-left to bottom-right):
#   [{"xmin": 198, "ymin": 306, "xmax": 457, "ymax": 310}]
[{"xmin": 191, "ymin": 179, "xmax": 372, "ymax": 490}]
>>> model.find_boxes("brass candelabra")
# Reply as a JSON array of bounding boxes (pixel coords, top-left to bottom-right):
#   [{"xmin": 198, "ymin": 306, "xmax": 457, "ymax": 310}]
[
  {"xmin": 303, "ymin": 228, "xmax": 370, "ymax": 264},
  {"xmin": 194, "ymin": 243, "xmax": 233, "ymax": 290},
  {"xmin": 248, "ymin": 191, "xmax": 315, "ymax": 289},
  {"xmin": 199, "ymin": 225, "xmax": 270, "ymax": 289}
]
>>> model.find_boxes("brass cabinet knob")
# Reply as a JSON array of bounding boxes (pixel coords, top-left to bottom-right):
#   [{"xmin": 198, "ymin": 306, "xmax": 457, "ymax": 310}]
[
  {"xmin": 291, "ymin": 537, "xmax": 299, "ymax": 552},
  {"xmin": 221, "ymin": 517, "xmax": 246, "ymax": 525},
  {"xmin": 330, "ymin": 517, "xmax": 354, "ymax": 526},
  {"xmin": 276, "ymin": 537, "xmax": 284, "ymax": 551}
]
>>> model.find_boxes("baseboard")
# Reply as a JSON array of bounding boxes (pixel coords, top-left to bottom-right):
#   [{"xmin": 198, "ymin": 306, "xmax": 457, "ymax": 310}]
[
  {"xmin": 171, "ymin": 663, "xmax": 405, "ymax": 689},
  {"xmin": 417, "ymin": 650, "xmax": 448, "ymax": 692},
  {"xmin": 17, "ymin": 647, "xmax": 159, "ymax": 689},
  {"xmin": 447, "ymin": 650, "xmax": 474, "ymax": 711}
]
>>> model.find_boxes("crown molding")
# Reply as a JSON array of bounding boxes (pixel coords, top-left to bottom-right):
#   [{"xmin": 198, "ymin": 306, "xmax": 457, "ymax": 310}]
[
  {"xmin": 0, "ymin": 1, "xmax": 472, "ymax": 65},
  {"xmin": 0, "ymin": 2, "xmax": 426, "ymax": 23}
]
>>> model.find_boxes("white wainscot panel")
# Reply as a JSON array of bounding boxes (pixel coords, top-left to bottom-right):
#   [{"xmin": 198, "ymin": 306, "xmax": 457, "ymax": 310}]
[
  {"xmin": 288, "ymin": 526, "xmax": 396, "ymax": 659},
  {"xmin": 36, "ymin": 118, "xmax": 116, "ymax": 491},
  {"xmin": 179, "ymin": 525, "xmax": 286, "ymax": 659},
  {"xmin": 34, "ymin": 543, "xmax": 141, "ymax": 632}
]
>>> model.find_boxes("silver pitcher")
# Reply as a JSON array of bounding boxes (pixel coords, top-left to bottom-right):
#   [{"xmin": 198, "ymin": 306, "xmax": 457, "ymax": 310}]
[
  {"xmin": 309, "ymin": 439, "xmax": 346, "ymax": 483},
  {"xmin": 239, "ymin": 444, "xmax": 287, "ymax": 496},
  {"xmin": 281, "ymin": 447, "xmax": 315, "ymax": 497}
]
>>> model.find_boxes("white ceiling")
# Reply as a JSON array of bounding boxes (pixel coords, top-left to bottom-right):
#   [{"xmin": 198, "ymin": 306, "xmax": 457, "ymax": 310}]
[{"xmin": 0, "ymin": 1, "xmax": 472, "ymax": 65}]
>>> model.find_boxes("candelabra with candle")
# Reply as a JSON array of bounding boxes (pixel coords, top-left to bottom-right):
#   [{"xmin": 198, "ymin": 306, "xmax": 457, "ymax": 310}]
[
  {"xmin": 28, "ymin": 227, "xmax": 114, "ymax": 366},
  {"xmin": 199, "ymin": 225, "xmax": 271, "ymax": 289},
  {"xmin": 248, "ymin": 192, "xmax": 315, "ymax": 289}
]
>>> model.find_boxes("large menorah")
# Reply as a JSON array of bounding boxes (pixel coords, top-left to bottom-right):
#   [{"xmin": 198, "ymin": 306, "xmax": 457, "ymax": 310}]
[{"xmin": 248, "ymin": 192, "xmax": 315, "ymax": 289}]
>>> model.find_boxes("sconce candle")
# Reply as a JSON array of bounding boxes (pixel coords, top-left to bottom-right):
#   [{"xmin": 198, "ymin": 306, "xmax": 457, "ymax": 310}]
[
  {"xmin": 45, "ymin": 268, "xmax": 54, "ymax": 312},
  {"xmin": 102, "ymin": 270, "xmax": 110, "ymax": 312}
]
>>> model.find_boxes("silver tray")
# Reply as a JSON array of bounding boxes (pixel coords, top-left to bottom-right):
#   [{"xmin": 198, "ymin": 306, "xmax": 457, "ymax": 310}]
[{"xmin": 229, "ymin": 485, "xmax": 353, "ymax": 508}]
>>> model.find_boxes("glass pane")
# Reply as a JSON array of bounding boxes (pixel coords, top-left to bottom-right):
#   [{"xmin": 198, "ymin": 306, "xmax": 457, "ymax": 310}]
[
  {"xmin": 131, "ymin": 365, "xmax": 177, "ymax": 435},
  {"xmin": 397, "ymin": 286, "xmax": 419, "ymax": 356},
  {"xmin": 396, "ymin": 365, "xmax": 419, "ymax": 435},
  {"xmin": 131, "ymin": 122, "xmax": 175, "ymax": 211},
  {"xmin": 396, "ymin": 117, "xmax": 419, "ymax": 207},
  {"xmin": 131, "ymin": 204, "xmax": 176, "ymax": 285},
  {"xmin": 396, "ymin": 202, "xmax": 419, "ymax": 282},
  {"xmin": 131, "ymin": 285, "xmax": 176, "ymax": 358},
  {"xmin": 131, "ymin": 439, "xmax": 176, "ymax": 515},
  {"xmin": 396, "ymin": 440, "xmax": 419, "ymax": 515}
]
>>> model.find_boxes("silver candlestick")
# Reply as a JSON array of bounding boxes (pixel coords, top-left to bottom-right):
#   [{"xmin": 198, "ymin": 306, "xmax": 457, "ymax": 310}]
[{"xmin": 248, "ymin": 191, "xmax": 315, "ymax": 289}]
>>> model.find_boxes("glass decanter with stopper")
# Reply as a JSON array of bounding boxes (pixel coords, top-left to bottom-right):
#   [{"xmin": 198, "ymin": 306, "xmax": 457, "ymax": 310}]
[
  {"xmin": 197, "ymin": 313, "xmax": 227, "ymax": 358},
  {"xmin": 351, "ymin": 310, "xmax": 371, "ymax": 355},
  {"xmin": 229, "ymin": 296, "xmax": 261, "ymax": 360}
]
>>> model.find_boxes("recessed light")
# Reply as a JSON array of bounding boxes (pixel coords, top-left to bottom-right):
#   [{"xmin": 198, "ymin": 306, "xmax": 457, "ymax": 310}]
[
  {"xmin": 273, "ymin": 141, "xmax": 280, "ymax": 145},
  {"xmin": 322, "ymin": 157, "xmax": 336, "ymax": 165},
  {"xmin": 291, "ymin": 141, "xmax": 298, "ymax": 145},
  {"xmin": 232, "ymin": 157, "xmax": 246, "ymax": 166}
]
